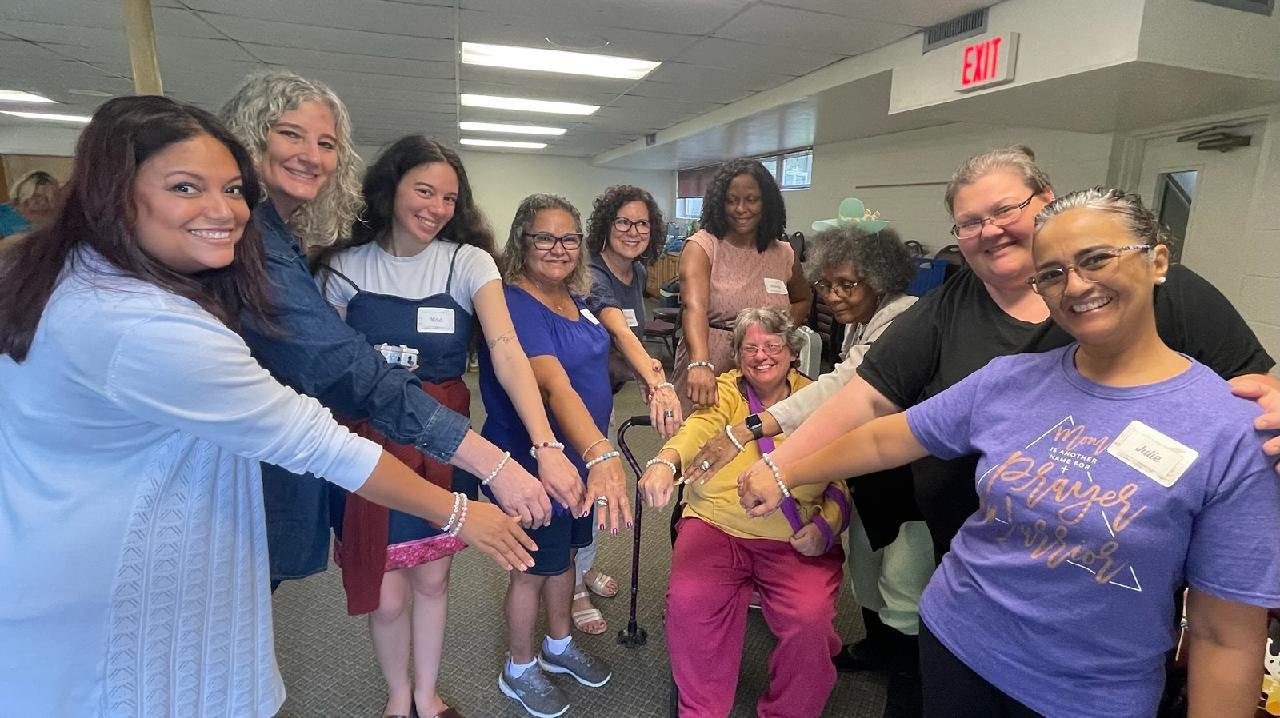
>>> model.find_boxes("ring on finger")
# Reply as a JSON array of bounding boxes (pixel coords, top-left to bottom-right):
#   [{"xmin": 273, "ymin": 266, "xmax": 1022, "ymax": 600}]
[
  {"xmin": 594, "ymin": 495, "xmax": 609, "ymax": 506},
  {"xmin": 699, "ymin": 460, "xmax": 711, "ymax": 472}
]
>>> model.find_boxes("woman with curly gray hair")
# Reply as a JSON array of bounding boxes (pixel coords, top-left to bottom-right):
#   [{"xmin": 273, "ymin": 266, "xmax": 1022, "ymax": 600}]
[
  {"xmin": 219, "ymin": 72, "xmax": 556, "ymax": 610},
  {"xmin": 686, "ymin": 205, "xmax": 935, "ymax": 716}
]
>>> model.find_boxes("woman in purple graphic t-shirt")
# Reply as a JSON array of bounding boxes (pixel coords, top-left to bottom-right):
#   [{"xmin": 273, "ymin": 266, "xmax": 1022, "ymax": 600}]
[{"xmin": 743, "ymin": 188, "xmax": 1280, "ymax": 718}]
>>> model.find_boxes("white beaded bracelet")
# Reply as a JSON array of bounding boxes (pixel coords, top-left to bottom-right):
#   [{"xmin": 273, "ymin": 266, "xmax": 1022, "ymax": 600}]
[
  {"xmin": 529, "ymin": 440, "xmax": 566, "ymax": 460},
  {"xmin": 441, "ymin": 491, "xmax": 464, "ymax": 532},
  {"xmin": 481, "ymin": 451, "xmax": 510, "ymax": 486},
  {"xmin": 447, "ymin": 495, "xmax": 468, "ymax": 537},
  {"xmin": 724, "ymin": 425, "xmax": 745, "ymax": 453},
  {"xmin": 645, "ymin": 456, "xmax": 679, "ymax": 477},
  {"xmin": 687, "ymin": 360, "xmax": 714, "ymax": 372},
  {"xmin": 581, "ymin": 437, "xmax": 610, "ymax": 460},
  {"xmin": 584, "ymin": 449, "xmax": 620, "ymax": 469},
  {"xmin": 760, "ymin": 452, "xmax": 792, "ymax": 499},
  {"xmin": 652, "ymin": 381, "xmax": 675, "ymax": 392}
]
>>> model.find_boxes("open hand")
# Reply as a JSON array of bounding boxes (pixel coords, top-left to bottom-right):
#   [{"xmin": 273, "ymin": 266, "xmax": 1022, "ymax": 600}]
[
  {"xmin": 457, "ymin": 500, "xmax": 538, "ymax": 571},
  {"xmin": 488, "ymin": 459, "xmax": 553, "ymax": 528},
  {"xmin": 582, "ymin": 457, "xmax": 632, "ymax": 534},
  {"xmin": 1230, "ymin": 376, "xmax": 1280, "ymax": 473},
  {"xmin": 685, "ymin": 428, "xmax": 739, "ymax": 485},
  {"xmin": 639, "ymin": 463, "xmax": 678, "ymax": 508},
  {"xmin": 538, "ymin": 449, "xmax": 585, "ymax": 511},
  {"xmin": 687, "ymin": 363, "xmax": 718, "ymax": 408}
]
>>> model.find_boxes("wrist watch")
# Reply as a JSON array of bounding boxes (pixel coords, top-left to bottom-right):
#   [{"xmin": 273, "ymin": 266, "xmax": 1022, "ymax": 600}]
[{"xmin": 744, "ymin": 413, "xmax": 765, "ymax": 440}]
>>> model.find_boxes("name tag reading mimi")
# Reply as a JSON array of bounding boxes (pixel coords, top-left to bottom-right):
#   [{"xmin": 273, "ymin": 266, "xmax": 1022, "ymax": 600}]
[
  {"xmin": 580, "ymin": 307, "xmax": 601, "ymax": 325},
  {"xmin": 763, "ymin": 277, "xmax": 788, "ymax": 295},
  {"xmin": 416, "ymin": 307, "xmax": 454, "ymax": 334},
  {"xmin": 622, "ymin": 308, "xmax": 639, "ymax": 327},
  {"xmin": 1106, "ymin": 420, "xmax": 1198, "ymax": 487}
]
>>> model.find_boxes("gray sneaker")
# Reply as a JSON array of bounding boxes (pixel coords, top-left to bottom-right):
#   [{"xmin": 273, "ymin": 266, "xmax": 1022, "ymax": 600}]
[
  {"xmin": 499, "ymin": 659, "xmax": 569, "ymax": 718},
  {"xmin": 539, "ymin": 642, "xmax": 612, "ymax": 687}
]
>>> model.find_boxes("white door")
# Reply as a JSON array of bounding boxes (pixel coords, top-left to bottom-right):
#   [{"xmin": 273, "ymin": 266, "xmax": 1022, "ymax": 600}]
[{"xmin": 1133, "ymin": 121, "xmax": 1264, "ymax": 304}]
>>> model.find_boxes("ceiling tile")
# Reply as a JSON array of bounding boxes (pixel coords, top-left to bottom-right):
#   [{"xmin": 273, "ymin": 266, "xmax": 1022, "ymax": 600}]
[
  {"xmin": 458, "ymin": 9, "xmax": 694, "ymax": 60},
  {"xmin": 459, "ymin": 0, "xmax": 747, "ymax": 36},
  {"xmin": 198, "ymin": 13, "xmax": 447, "ymax": 60},
  {"xmin": 763, "ymin": 0, "xmax": 992, "ymax": 28},
  {"xmin": 714, "ymin": 4, "xmax": 914, "ymax": 56},
  {"xmin": 182, "ymin": 0, "xmax": 453, "ymax": 36},
  {"xmin": 676, "ymin": 37, "xmax": 841, "ymax": 76},
  {"xmin": 243, "ymin": 44, "xmax": 452, "ymax": 78}
]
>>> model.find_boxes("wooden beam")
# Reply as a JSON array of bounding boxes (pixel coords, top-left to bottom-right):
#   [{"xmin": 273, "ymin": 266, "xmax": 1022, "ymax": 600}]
[{"xmin": 121, "ymin": 0, "xmax": 163, "ymax": 95}]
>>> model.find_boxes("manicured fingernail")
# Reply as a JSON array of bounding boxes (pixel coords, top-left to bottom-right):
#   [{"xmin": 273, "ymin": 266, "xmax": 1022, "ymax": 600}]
[
  {"xmin": 611, "ymin": 528, "xmax": 618, "ymax": 536},
  {"xmin": 627, "ymin": 521, "xmax": 634, "ymax": 529}
]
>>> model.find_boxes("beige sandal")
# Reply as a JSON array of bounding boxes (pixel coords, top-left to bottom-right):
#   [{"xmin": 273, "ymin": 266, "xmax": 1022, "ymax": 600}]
[
  {"xmin": 583, "ymin": 569, "xmax": 618, "ymax": 598},
  {"xmin": 571, "ymin": 590, "xmax": 607, "ymax": 634}
]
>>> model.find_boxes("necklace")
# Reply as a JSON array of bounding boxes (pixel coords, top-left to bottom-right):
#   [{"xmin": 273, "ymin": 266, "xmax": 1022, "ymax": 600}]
[{"xmin": 518, "ymin": 278, "xmax": 573, "ymax": 314}]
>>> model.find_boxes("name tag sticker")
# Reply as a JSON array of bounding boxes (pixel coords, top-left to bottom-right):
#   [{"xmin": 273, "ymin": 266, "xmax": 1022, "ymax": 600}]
[
  {"xmin": 764, "ymin": 277, "xmax": 788, "ymax": 295},
  {"xmin": 622, "ymin": 308, "xmax": 639, "ymax": 327},
  {"xmin": 416, "ymin": 307, "xmax": 454, "ymax": 334},
  {"xmin": 1106, "ymin": 420, "xmax": 1198, "ymax": 487},
  {"xmin": 580, "ymin": 307, "xmax": 600, "ymax": 325}
]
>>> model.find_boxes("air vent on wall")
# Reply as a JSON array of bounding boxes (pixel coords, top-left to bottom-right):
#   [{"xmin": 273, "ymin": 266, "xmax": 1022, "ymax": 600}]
[
  {"xmin": 1192, "ymin": 0, "xmax": 1274, "ymax": 15},
  {"xmin": 922, "ymin": 7, "xmax": 989, "ymax": 53}
]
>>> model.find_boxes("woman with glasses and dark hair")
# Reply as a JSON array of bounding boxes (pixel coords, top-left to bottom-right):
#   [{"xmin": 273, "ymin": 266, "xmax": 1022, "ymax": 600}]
[
  {"xmin": 673, "ymin": 158, "xmax": 812, "ymax": 414},
  {"xmin": 570, "ymin": 183, "xmax": 682, "ymax": 635},
  {"xmin": 740, "ymin": 145, "xmax": 1277, "ymax": 564},
  {"xmin": 639, "ymin": 306, "xmax": 851, "ymax": 718},
  {"xmin": 744, "ymin": 188, "xmax": 1280, "ymax": 718},
  {"xmin": 484, "ymin": 194, "xmax": 673, "ymax": 718},
  {"xmin": 310, "ymin": 136, "xmax": 581, "ymax": 718},
  {"xmin": 0, "ymin": 95, "xmax": 534, "ymax": 717}
]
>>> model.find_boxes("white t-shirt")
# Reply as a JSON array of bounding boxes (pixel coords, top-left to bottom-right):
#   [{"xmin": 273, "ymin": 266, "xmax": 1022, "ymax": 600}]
[{"xmin": 318, "ymin": 239, "xmax": 500, "ymax": 316}]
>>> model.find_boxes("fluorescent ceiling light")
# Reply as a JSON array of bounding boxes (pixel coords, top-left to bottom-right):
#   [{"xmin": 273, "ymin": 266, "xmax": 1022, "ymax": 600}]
[
  {"xmin": 459, "ymin": 121, "xmax": 566, "ymax": 136},
  {"xmin": 0, "ymin": 110, "xmax": 90, "ymax": 123},
  {"xmin": 461, "ymin": 93, "xmax": 598, "ymax": 116},
  {"xmin": 460, "ymin": 138, "xmax": 547, "ymax": 149},
  {"xmin": 0, "ymin": 90, "xmax": 56, "ymax": 103},
  {"xmin": 461, "ymin": 42, "xmax": 660, "ymax": 80}
]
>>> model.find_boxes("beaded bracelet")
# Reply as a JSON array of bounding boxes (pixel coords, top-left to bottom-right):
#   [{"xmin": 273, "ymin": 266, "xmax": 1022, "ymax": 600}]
[
  {"xmin": 447, "ymin": 495, "xmax": 468, "ymax": 537},
  {"xmin": 724, "ymin": 425, "xmax": 745, "ymax": 453},
  {"xmin": 529, "ymin": 440, "xmax": 566, "ymax": 460},
  {"xmin": 581, "ymin": 437, "xmax": 610, "ymax": 461},
  {"xmin": 686, "ymin": 360, "xmax": 714, "ymax": 372},
  {"xmin": 584, "ymin": 449, "xmax": 620, "ymax": 469},
  {"xmin": 652, "ymin": 381, "xmax": 675, "ymax": 393},
  {"xmin": 440, "ymin": 491, "xmax": 464, "ymax": 532},
  {"xmin": 645, "ymin": 456, "xmax": 679, "ymax": 477},
  {"xmin": 481, "ymin": 451, "xmax": 510, "ymax": 486},
  {"xmin": 760, "ymin": 452, "xmax": 792, "ymax": 499}
]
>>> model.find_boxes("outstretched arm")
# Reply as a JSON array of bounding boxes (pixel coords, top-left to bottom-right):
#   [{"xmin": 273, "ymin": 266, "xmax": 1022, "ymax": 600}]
[
  {"xmin": 598, "ymin": 305, "xmax": 682, "ymax": 437},
  {"xmin": 740, "ymin": 413, "xmax": 927, "ymax": 517}
]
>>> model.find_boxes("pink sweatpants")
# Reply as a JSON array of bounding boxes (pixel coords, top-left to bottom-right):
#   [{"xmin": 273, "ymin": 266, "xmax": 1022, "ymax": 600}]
[{"xmin": 666, "ymin": 517, "xmax": 844, "ymax": 717}]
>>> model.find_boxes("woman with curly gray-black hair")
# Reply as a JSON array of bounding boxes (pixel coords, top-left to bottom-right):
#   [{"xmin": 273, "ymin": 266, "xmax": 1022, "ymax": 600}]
[
  {"xmin": 674, "ymin": 158, "xmax": 811, "ymax": 414},
  {"xmin": 685, "ymin": 206, "xmax": 935, "ymax": 713}
]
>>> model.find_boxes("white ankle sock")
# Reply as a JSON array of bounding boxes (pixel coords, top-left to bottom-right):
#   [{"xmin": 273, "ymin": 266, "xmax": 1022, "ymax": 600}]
[
  {"xmin": 506, "ymin": 656, "xmax": 537, "ymax": 678},
  {"xmin": 543, "ymin": 634, "xmax": 572, "ymax": 655}
]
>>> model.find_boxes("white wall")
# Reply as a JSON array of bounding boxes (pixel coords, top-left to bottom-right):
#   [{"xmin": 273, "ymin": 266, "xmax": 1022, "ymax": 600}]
[
  {"xmin": 785, "ymin": 123, "xmax": 1115, "ymax": 252},
  {"xmin": 456, "ymin": 151, "xmax": 675, "ymax": 238},
  {"xmin": 1235, "ymin": 108, "xmax": 1280, "ymax": 366}
]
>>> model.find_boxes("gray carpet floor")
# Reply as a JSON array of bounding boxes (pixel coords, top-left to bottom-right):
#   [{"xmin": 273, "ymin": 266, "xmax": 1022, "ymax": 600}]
[{"xmin": 271, "ymin": 372, "xmax": 887, "ymax": 717}]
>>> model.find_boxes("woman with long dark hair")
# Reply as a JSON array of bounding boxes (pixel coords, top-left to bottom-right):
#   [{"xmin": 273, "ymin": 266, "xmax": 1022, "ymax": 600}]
[{"xmin": 0, "ymin": 95, "xmax": 534, "ymax": 717}]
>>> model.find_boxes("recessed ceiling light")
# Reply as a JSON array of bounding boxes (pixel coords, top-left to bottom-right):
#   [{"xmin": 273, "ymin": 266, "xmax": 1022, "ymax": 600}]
[
  {"xmin": 0, "ymin": 90, "xmax": 56, "ymax": 103},
  {"xmin": 461, "ymin": 42, "xmax": 659, "ymax": 80},
  {"xmin": 459, "ymin": 121, "xmax": 566, "ymax": 136},
  {"xmin": 460, "ymin": 138, "xmax": 548, "ymax": 149},
  {"xmin": 0, "ymin": 110, "xmax": 90, "ymax": 123},
  {"xmin": 461, "ymin": 93, "xmax": 598, "ymax": 116}
]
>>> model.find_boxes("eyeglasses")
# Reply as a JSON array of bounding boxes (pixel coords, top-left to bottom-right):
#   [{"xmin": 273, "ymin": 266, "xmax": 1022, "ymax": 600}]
[
  {"xmin": 812, "ymin": 279, "xmax": 863, "ymax": 299},
  {"xmin": 612, "ymin": 217, "xmax": 650, "ymax": 234},
  {"xmin": 1026, "ymin": 244, "xmax": 1153, "ymax": 297},
  {"xmin": 950, "ymin": 192, "xmax": 1038, "ymax": 239},
  {"xmin": 523, "ymin": 232, "xmax": 583, "ymax": 251},
  {"xmin": 740, "ymin": 342, "xmax": 787, "ymax": 357}
]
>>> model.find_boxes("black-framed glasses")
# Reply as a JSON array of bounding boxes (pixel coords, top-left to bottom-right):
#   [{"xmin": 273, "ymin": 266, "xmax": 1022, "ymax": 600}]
[
  {"xmin": 812, "ymin": 279, "xmax": 863, "ymax": 298},
  {"xmin": 1026, "ymin": 244, "xmax": 1153, "ymax": 297},
  {"xmin": 950, "ymin": 192, "xmax": 1038, "ymax": 239},
  {"xmin": 523, "ymin": 232, "xmax": 583, "ymax": 251},
  {"xmin": 612, "ymin": 217, "xmax": 651, "ymax": 234}
]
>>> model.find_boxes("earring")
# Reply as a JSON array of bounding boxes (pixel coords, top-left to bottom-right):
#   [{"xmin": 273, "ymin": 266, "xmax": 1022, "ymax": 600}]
[{"xmin": 1155, "ymin": 275, "xmax": 1166, "ymax": 285}]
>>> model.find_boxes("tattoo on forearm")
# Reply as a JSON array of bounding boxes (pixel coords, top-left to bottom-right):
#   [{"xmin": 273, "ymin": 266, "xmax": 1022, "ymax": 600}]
[{"xmin": 486, "ymin": 333, "xmax": 517, "ymax": 350}]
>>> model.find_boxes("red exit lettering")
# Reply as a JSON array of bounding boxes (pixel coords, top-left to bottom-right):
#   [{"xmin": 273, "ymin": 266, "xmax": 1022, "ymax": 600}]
[{"xmin": 961, "ymin": 36, "xmax": 1004, "ymax": 87}]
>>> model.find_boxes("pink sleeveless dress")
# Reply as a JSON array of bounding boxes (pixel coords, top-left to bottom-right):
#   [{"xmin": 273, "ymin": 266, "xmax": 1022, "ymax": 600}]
[{"xmin": 673, "ymin": 230, "xmax": 795, "ymax": 413}]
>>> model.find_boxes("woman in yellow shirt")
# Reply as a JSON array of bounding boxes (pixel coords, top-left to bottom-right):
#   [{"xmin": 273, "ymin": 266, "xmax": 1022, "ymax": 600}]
[{"xmin": 639, "ymin": 306, "xmax": 850, "ymax": 718}]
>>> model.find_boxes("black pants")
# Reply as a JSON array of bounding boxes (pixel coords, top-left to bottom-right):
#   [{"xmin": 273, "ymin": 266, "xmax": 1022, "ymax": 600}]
[{"xmin": 919, "ymin": 623, "xmax": 1043, "ymax": 718}]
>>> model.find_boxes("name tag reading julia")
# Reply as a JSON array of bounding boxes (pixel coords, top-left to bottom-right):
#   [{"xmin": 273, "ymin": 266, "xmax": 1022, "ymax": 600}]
[
  {"xmin": 763, "ymin": 277, "xmax": 788, "ymax": 294},
  {"xmin": 622, "ymin": 308, "xmax": 639, "ymax": 327},
  {"xmin": 1106, "ymin": 420, "xmax": 1198, "ymax": 487},
  {"xmin": 416, "ymin": 307, "xmax": 454, "ymax": 334},
  {"xmin": 580, "ymin": 307, "xmax": 601, "ymax": 325}
]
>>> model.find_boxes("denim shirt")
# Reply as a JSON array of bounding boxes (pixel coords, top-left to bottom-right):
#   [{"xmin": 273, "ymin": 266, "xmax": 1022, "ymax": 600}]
[{"xmin": 241, "ymin": 201, "xmax": 470, "ymax": 579}]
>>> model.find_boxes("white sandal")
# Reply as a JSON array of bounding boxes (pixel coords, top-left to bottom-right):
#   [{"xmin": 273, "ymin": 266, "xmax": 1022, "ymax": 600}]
[
  {"xmin": 571, "ymin": 591, "xmax": 607, "ymax": 635},
  {"xmin": 583, "ymin": 569, "xmax": 618, "ymax": 598}
]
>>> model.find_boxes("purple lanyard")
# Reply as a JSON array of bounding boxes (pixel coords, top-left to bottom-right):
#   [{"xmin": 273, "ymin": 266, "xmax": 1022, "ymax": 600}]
[{"xmin": 744, "ymin": 381, "xmax": 805, "ymax": 533}]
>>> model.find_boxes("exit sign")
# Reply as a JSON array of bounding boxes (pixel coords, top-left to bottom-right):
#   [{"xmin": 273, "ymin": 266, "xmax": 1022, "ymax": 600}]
[{"xmin": 957, "ymin": 32, "xmax": 1019, "ymax": 92}]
